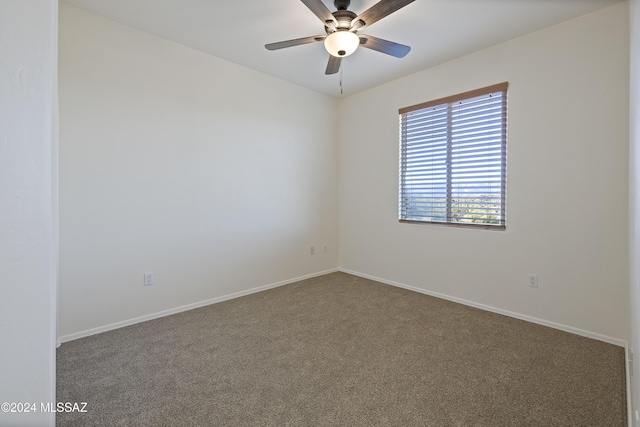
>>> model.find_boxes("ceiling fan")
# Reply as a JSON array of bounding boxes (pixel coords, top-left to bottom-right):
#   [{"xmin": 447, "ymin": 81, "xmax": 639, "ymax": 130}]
[{"xmin": 265, "ymin": 0, "xmax": 415, "ymax": 75}]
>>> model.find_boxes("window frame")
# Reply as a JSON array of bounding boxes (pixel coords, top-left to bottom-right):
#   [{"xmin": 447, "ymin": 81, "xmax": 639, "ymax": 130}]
[{"xmin": 398, "ymin": 82, "xmax": 508, "ymax": 230}]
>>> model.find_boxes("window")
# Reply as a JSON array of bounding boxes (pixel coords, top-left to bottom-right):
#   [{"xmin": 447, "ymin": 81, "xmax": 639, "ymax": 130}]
[{"xmin": 399, "ymin": 82, "xmax": 508, "ymax": 229}]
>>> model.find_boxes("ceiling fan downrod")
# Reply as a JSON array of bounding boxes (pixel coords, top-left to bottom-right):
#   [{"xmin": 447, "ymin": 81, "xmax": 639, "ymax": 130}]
[{"xmin": 334, "ymin": 0, "xmax": 350, "ymax": 11}]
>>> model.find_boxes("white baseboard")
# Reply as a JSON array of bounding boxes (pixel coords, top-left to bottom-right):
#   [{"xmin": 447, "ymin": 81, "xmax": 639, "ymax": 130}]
[
  {"xmin": 626, "ymin": 344, "xmax": 633, "ymax": 427},
  {"xmin": 57, "ymin": 266, "xmax": 631, "ymax": 422},
  {"xmin": 56, "ymin": 268, "xmax": 339, "ymax": 345},
  {"xmin": 58, "ymin": 266, "xmax": 626, "ymax": 349},
  {"xmin": 339, "ymin": 268, "xmax": 627, "ymax": 348}
]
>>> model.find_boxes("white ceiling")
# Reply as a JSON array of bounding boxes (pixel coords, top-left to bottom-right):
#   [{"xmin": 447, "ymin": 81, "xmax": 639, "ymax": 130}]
[{"xmin": 61, "ymin": 0, "xmax": 623, "ymax": 97}]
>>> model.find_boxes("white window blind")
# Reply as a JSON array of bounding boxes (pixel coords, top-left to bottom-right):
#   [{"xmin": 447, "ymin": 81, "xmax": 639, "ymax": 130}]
[{"xmin": 399, "ymin": 83, "xmax": 507, "ymax": 229}]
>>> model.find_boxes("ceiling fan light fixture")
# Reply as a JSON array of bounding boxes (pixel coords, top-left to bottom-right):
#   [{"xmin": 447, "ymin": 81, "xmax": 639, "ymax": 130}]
[{"xmin": 324, "ymin": 31, "xmax": 359, "ymax": 57}]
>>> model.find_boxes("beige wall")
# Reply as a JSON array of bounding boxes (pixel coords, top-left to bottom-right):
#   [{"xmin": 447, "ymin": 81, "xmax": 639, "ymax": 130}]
[
  {"xmin": 0, "ymin": 1, "xmax": 57, "ymax": 426},
  {"xmin": 9, "ymin": 0, "xmax": 633, "ymax": 424},
  {"xmin": 629, "ymin": 0, "xmax": 639, "ymax": 423},
  {"xmin": 58, "ymin": 4, "xmax": 339, "ymax": 339},
  {"xmin": 59, "ymin": 1, "xmax": 630, "ymax": 347},
  {"xmin": 339, "ymin": 3, "xmax": 630, "ymax": 342}
]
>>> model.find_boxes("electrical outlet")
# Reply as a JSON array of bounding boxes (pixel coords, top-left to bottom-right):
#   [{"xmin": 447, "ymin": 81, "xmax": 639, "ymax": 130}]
[
  {"xmin": 528, "ymin": 274, "xmax": 538, "ymax": 288},
  {"xmin": 144, "ymin": 272, "xmax": 154, "ymax": 286},
  {"xmin": 310, "ymin": 246, "xmax": 315, "ymax": 255}
]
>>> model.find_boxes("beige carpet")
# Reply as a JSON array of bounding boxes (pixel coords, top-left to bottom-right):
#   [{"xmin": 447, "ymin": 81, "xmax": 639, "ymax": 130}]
[{"xmin": 57, "ymin": 272, "xmax": 626, "ymax": 426}]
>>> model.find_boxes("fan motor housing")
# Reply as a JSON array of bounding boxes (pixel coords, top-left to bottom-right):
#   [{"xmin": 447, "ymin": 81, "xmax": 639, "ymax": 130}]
[{"xmin": 326, "ymin": 10, "xmax": 357, "ymax": 33}]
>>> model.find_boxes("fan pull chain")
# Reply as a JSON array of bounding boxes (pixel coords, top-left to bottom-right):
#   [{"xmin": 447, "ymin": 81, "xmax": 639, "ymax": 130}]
[{"xmin": 340, "ymin": 63, "xmax": 344, "ymax": 95}]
